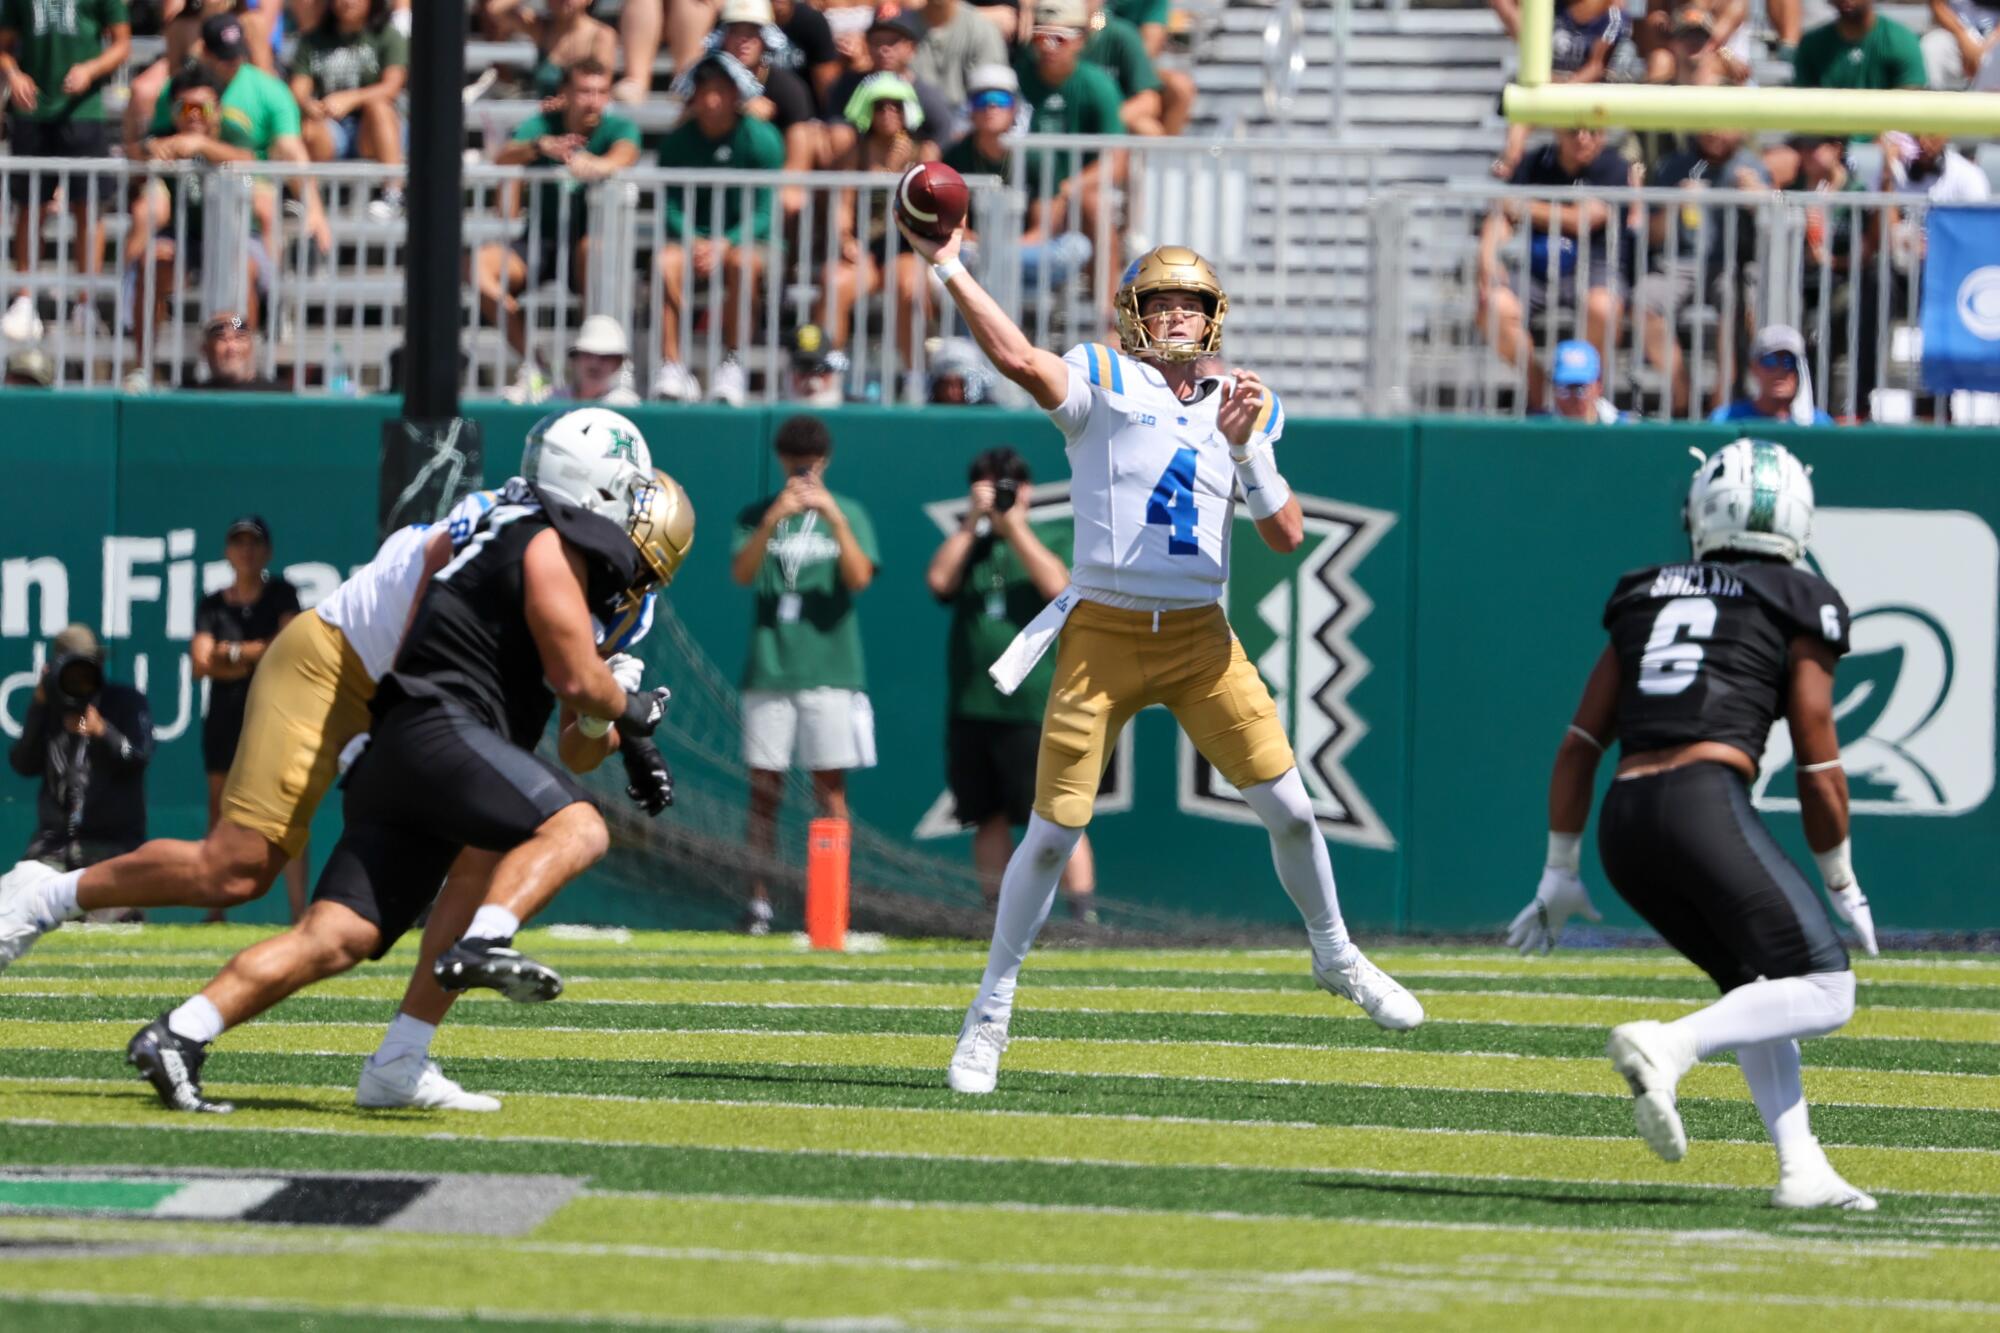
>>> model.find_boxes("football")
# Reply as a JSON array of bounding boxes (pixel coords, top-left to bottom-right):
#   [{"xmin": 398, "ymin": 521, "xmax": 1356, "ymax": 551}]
[{"xmin": 893, "ymin": 162, "xmax": 968, "ymax": 242}]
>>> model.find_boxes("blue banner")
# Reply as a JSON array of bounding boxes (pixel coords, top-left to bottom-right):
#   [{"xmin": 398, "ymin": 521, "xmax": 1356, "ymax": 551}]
[{"xmin": 1921, "ymin": 205, "xmax": 2000, "ymax": 393}]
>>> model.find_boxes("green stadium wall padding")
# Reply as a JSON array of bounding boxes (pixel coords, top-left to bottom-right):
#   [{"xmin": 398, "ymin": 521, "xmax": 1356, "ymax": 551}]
[{"xmin": 1, "ymin": 393, "xmax": 1994, "ymax": 933}]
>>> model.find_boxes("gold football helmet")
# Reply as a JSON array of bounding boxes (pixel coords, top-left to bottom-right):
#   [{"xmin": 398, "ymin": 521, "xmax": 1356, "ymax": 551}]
[
  {"xmin": 1114, "ymin": 246, "xmax": 1228, "ymax": 363},
  {"xmin": 602, "ymin": 469, "xmax": 695, "ymax": 651}
]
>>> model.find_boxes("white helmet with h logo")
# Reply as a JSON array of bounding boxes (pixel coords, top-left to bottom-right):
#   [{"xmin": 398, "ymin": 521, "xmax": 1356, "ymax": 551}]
[
  {"xmin": 1685, "ymin": 438, "xmax": 1815, "ymax": 564},
  {"xmin": 522, "ymin": 407, "xmax": 654, "ymax": 526}
]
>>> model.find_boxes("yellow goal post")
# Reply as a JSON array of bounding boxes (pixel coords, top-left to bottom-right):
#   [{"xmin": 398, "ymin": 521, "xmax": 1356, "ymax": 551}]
[{"xmin": 1503, "ymin": 0, "xmax": 2000, "ymax": 134}]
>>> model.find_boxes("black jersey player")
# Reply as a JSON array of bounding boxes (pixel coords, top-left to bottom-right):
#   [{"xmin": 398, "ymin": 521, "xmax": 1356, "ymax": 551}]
[
  {"xmin": 128, "ymin": 448, "xmax": 693, "ymax": 1114},
  {"xmin": 1510, "ymin": 439, "xmax": 1879, "ymax": 1211}
]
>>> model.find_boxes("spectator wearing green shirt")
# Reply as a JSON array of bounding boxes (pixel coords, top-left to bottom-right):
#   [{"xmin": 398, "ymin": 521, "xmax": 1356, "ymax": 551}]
[
  {"xmin": 730, "ymin": 416, "xmax": 881, "ymax": 935},
  {"xmin": 1083, "ymin": 0, "xmax": 1179, "ymax": 136},
  {"xmin": 473, "ymin": 58, "xmax": 639, "ymax": 382},
  {"xmin": 291, "ymin": 0, "xmax": 408, "ymax": 209},
  {"xmin": 1016, "ymin": 0, "xmax": 1127, "ymax": 278},
  {"xmin": 926, "ymin": 448, "xmax": 1097, "ymax": 919},
  {"xmin": 1794, "ymin": 0, "xmax": 1927, "ymax": 91},
  {"xmin": 650, "ymin": 52, "xmax": 784, "ymax": 405},
  {"xmin": 943, "ymin": 63, "xmax": 1092, "ymax": 290},
  {"xmin": 0, "ymin": 0, "xmax": 130, "ymax": 342}
]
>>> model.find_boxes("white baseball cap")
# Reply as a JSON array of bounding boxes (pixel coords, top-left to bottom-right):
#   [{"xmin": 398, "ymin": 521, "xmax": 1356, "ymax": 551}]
[
  {"xmin": 719, "ymin": 0, "xmax": 775, "ymax": 25},
  {"xmin": 571, "ymin": 315, "xmax": 631, "ymax": 358}
]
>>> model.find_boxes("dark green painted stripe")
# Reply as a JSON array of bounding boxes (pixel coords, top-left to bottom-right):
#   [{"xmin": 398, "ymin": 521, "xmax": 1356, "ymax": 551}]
[
  {"xmin": 6, "ymin": 1121, "xmax": 1995, "ymax": 1248},
  {"xmin": 10, "ymin": 992, "xmax": 1997, "ymax": 1076},
  {"xmin": 8, "ymin": 1048, "xmax": 1994, "ymax": 1151},
  {"xmin": 12, "ymin": 961, "xmax": 1996, "ymax": 1012}
]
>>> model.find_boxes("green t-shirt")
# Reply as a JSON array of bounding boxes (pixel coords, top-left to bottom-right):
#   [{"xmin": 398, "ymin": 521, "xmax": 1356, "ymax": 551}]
[
  {"xmin": 653, "ymin": 115, "xmax": 785, "ymax": 242},
  {"xmin": 946, "ymin": 526, "xmax": 1073, "ymax": 723},
  {"xmin": 148, "ymin": 63, "xmax": 301, "ymax": 158},
  {"xmin": 1012, "ymin": 55, "xmax": 1124, "ymax": 195},
  {"xmin": 1793, "ymin": 16, "xmax": 1926, "ymax": 92},
  {"xmin": 0, "ymin": 0, "xmax": 128, "ymax": 123},
  {"xmin": 295, "ymin": 23, "xmax": 408, "ymax": 97},
  {"xmin": 736, "ymin": 491, "xmax": 881, "ymax": 692},
  {"xmin": 942, "ymin": 134, "xmax": 1009, "ymax": 184},
  {"xmin": 510, "ymin": 109, "xmax": 641, "ymax": 239},
  {"xmin": 1084, "ymin": 16, "xmax": 1160, "ymax": 100},
  {"xmin": 1109, "ymin": 0, "xmax": 1170, "ymax": 28}
]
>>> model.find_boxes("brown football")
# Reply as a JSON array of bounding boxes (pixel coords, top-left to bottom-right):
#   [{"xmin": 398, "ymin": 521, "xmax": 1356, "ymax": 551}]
[{"xmin": 894, "ymin": 161, "xmax": 969, "ymax": 242}]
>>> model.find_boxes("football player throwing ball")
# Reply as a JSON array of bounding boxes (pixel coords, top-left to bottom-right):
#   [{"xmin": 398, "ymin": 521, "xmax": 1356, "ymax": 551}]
[{"xmin": 899, "ymin": 214, "xmax": 1424, "ymax": 1098}]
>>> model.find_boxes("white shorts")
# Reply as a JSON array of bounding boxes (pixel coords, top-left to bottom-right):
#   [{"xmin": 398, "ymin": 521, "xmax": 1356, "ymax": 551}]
[{"xmin": 742, "ymin": 688, "xmax": 877, "ymax": 773}]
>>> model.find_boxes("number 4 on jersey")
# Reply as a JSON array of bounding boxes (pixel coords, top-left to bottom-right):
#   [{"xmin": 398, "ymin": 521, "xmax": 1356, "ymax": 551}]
[{"xmin": 1146, "ymin": 447, "xmax": 1200, "ymax": 555}]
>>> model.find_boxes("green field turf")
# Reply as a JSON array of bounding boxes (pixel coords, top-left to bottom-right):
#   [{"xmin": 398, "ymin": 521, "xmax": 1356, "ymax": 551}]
[{"xmin": 3, "ymin": 926, "xmax": 1998, "ymax": 1331}]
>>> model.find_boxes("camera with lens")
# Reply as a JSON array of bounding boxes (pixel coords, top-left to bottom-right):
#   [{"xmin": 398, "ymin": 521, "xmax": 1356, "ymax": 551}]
[
  {"xmin": 46, "ymin": 651, "xmax": 104, "ymax": 713},
  {"xmin": 993, "ymin": 478, "xmax": 1019, "ymax": 513}
]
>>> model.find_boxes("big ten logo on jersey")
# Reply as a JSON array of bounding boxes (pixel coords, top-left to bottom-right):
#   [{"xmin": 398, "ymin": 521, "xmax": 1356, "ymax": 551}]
[
  {"xmin": 1754, "ymin": 508, "xmax": 1998, "ymax": 817},
  {"xmin": 1190, "ymin": 495, "xmax": 1398, "ymax": 849},
  {"xmin": 0, "ymin": 534, "xmax": 347, "ymax": 744}
]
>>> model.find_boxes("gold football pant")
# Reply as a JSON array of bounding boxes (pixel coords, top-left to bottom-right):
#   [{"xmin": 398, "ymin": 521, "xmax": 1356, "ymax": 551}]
[
  {"xmin": 1033, "ymin": 599, "xmax": 1295, "ymax": 828},
  {"xmin": 218, "ymin": 611, "xmax": 375, "ymax": 858}
]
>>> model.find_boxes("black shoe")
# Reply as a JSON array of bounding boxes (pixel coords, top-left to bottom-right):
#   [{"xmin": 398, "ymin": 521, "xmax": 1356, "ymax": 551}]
[
  {"xmin": 432, "ymin": 936, "xmax": 563, "ymax": 1002},
  {"xmin": 127, "ymin": 1015, "xmax": 233, "ymax": 1113},
  {"xmin": 1068, "ymin": 897, "xmax": 1101, "ymax": 927}
]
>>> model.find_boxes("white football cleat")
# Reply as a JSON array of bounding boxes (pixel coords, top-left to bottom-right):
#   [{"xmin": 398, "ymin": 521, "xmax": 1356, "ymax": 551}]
[
  {"xmin": 1313, "ymin": 949, "xmax": 1425, "ymax": 1031},
  {"xmin": 0, "ymin": 860, "xmax": 67, "ymax": 974},
  {"xmin": 357, "ymin": 1051, "xmax": 501, "ymax": 1112},
  {"xmin": 1607, "ymin": 1021, "xmax": 1690, "ymax": 1162},
  {"xmin": 1772, "ymin": 1164, "xmax": 1877, "ymax": 1211},
  {"xmin": 946, "ymin": 1016, "xmax": 1009, "ymax": 1095}
]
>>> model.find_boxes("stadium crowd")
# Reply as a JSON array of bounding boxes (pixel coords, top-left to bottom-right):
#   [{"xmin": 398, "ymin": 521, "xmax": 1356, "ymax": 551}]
[
  {"xmin": 1481, "ymin": 0, "xmax": 1994, "ymax": 420},
  {"xmin": 0, "ymin": 0, "xmax": 1196, "ymax": 403}
]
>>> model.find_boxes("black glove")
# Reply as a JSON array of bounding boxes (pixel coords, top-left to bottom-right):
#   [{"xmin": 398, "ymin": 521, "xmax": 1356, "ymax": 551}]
[
  {"xmin": 620, "ymin": 735, "xmax": 674, "ymax": 815},
  {"xmin": 615, "ymin": 685, "xmax": 672, "ymax": 739}
]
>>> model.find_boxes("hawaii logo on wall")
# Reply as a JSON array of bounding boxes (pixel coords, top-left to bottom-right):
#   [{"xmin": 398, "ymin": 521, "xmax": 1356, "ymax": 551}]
[
  {"xmin": 1754, "ymin": 508, "xmax": 1998, "ymax": 817},
  {"xmin": 912, "ymin": 485, "xmax": 1397, "ymax": 849}
]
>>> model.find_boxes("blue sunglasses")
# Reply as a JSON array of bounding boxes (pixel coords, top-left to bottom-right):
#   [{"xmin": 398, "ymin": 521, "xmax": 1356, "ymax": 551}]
[{"xmin": 971, "ymin": 91, "xmax": 1015, "ymax": 112}]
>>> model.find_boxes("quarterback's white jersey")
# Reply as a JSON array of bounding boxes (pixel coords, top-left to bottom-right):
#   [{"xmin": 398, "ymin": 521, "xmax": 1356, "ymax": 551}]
[
  {"xmin": 1050, "ymin": 342, "xmax": 1284, "ymax": 606},
  {"xmin": 313, "ymin": 487, "xmax": 504, "ymax": 682}
]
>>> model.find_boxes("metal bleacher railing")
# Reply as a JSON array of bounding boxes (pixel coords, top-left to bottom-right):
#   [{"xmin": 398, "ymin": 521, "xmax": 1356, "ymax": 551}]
[
  {"xmin": 0, "ymin": 150, "xmax": 1984, "ymax": 424},
  {"xmin": 1367, "ymin": 182, "xmax": 1994, "ymax": 426}
]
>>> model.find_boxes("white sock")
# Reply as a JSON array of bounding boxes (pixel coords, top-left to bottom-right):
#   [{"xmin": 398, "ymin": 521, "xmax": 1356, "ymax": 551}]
[
  {"xmin": 1737, "ymin": 1038, "xmax": 1827, "ymax": 1174},
  {"xmin": 1237, "ymin": 768, "xmax": 1352, "ymax": 963},
  {"xmin": 40, "ymin": 869, "xmax": 82, "ymax": 922},
  {"xmin": 965, "ymin": 814, "xmax": 1082, "ymax": 1032},
  {"xmin": 372, "ymin": 1012, "xmax": 437, "ymax": 1066},
  {"xmin": 467, "ymin": 905, "xmax": 521, "ymax": 942},
  {"xmin": 165, "ymin": 994, "xmax": 226, "ymax": 1045},
  {"xmin": 1668, "ymin": 970, "xmax": 1856, "ymax": 1062}
]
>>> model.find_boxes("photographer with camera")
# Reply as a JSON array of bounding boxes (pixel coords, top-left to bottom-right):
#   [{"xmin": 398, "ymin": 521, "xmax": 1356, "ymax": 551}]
[
  {"xmin": 7, "ymin": 625, "xmax": 154, "ymax": 915},
  {"xmin": 926, "ymin": 448, "xmax": 1097, "ymax": 922}
]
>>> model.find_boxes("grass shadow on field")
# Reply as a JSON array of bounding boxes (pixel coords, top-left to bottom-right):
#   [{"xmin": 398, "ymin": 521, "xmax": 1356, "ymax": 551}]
[
  {"xmin": 28, "ymin": 1084, "xmax": 330, "ymax": 1118},
  {"xmin": 1298, "ymin": 1174, "xmax": 1725, "ymax": 1215}
]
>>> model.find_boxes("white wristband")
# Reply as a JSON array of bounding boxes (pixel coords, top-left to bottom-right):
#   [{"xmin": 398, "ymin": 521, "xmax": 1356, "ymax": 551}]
[
  {"xmin": 1547, "ymin": 831, "xmax": 1582, "ymax": 873},
  {"xmin": 1813, "ymin": 837, "xmax": 1855, "ymax": 890},
  {"xmin": 931, "ymin": 257, "xmax": 966, "ymax": 284},
  {"xmin": 1230, "ymin": 444, "xmax": 1291, "ymax": 520},
  {"xmin": 576, "ymin": 713, "xmax": 612, "ymax": 739}
]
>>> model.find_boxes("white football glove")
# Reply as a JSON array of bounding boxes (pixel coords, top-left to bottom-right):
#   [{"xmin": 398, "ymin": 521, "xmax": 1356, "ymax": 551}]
[
  {"xmin": 1829, "ymin": 884, "xmax": 1879, "ymax": 957},
  {"xmin": 607, "ymin": 652, "xmax": 645, "ymax": 695},
  {"xmin": 1506, "ymin": 867, "xmax": 1603, "ymax": 956}
]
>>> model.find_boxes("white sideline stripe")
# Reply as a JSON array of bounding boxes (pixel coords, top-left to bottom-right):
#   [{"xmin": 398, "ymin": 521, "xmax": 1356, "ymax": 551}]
[
  {"xmin": 10, "ymin": 976, "xmax": 1993, "ymax": 1019},
  {"xmin": 8, "ymin": 1097, "xmax": 2000, "ymax": 1177},
  {"xmin": 8, "ymin": 1232, "xmax": 2000, "ymax": 1317},
  {"xmin": 0, "ymin": 1015, "xmax": 1984, "ymax": 1073},
  {"xmin": 7, "ymin": 1072, "xmax": 1984, "ymax": 1145}
]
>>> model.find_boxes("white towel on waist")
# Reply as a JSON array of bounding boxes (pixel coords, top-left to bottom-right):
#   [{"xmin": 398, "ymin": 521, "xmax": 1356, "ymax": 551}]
[{"xmin": 988, "ymin": 585, "xmax": 1080, "ymax": 696}]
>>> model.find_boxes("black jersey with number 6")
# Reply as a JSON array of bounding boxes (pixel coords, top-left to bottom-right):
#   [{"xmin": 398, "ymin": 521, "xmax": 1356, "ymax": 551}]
[{"xmin": 1602, "ymin": 557, "xmax": 1850, "ymax": 765}]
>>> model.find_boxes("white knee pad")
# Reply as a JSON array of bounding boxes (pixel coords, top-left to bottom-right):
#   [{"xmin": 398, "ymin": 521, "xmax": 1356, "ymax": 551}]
[
  {"xmin": 1805, "ymin": 969, "xmax": 1857, "ymax": 1031},
  {"xmin": 1020, "ymin": 814, "xmax": 1083, "ymax": 875}
]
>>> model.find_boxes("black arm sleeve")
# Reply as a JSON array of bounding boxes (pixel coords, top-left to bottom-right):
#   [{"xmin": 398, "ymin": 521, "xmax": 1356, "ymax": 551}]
[{"xmin": 7, "ymin": 699, "xmax": 49, "ymax": 776}]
